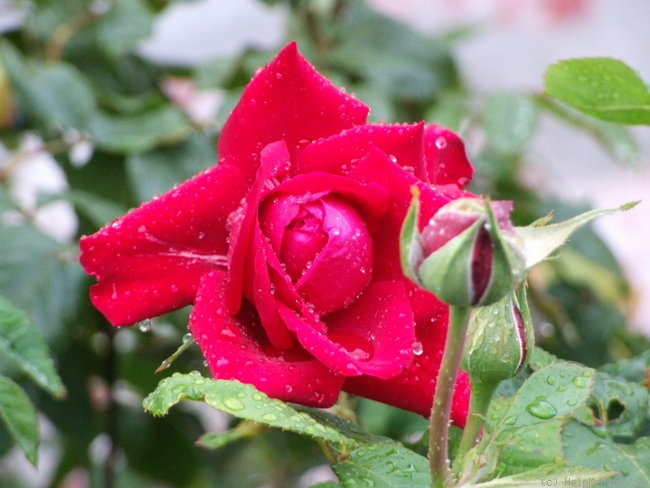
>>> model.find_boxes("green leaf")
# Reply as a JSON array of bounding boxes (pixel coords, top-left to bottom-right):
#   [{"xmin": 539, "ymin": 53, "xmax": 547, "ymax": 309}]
[
  {"xmin": 563, "ymin": 423, "xmax": 650, "ymax": 485},
  {"xmin": 0, "ymin": 295, "xmax": 65, "ymax": 398},
  {"xmin": 0, "ymin": 224, "xmax": 84, "ymax": 343},
  {"xmin": 0, "ymin": 376, "xmax": 39, "ymax": 465},
  {"xmin": 143, "ymin": 372, "xmax": 356, "ymax": 447},
  {"xmin": 484, "ymin": 92, "xmax": 538, "ymax": 156},
  {"xmin": 0, "ymin": 40, "xmax": 97, "ymax": 130},
  {"xmin": 515, "ymin": 202, "xmax": 638, "ymax": 269},
  {"xmin": 545, "ymin": 58, "xmax": 650, "ymax": 125},
  {"xmin": 332, "ymin": 442, "xmax": 431, "ymax": 487},
  {"xmin": 95, "ymin": 0, "xmax": 153, "ymax": 57},
  {"xmin": 292, "ymin": 405, "xmax": 386, "ymax": 445},
  {"xmin": 468, "ymin": 465, "xmax": 615, "ymax": 488},
  {"xmin": 126, "ymin": 134, "xmax": 216, "ymax": 202},
  {"xmin": 88, "ymin": 106, "xmax": 192, "ymax": 154},
  {"xmin": 42, "ymin": 190, "xmax": 128, "ymax": 229},
  {"xmin": 600, "ymin": 350, "xmax": 650, "ymax": 384},
  {"xmin": 196, "ymin": 421, "xmax": 265, "ymax": 450}
]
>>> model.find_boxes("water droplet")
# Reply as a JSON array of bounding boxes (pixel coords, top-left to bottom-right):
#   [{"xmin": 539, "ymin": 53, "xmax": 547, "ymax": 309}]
[
  {"xmin": 572, "ymin": 377, "xmax": 586, "ymax": 388},
  {"xmin": 526, "ymin": 398, "xmax": 557, "ymax": 419},
  {"xmin": 261, "ymin": 413, "xmax": 277, "ymax": 422},
  {"xmin": 546, "ymin": 376, "xmax": 556, "ymax": 385},
  {"xmin": 182, "ymin": 332, "xmax": 194, "ymax": 344},
  {"xmin": 503, "ymin": 415, "xmax": 517, "ymax": 425},
  {"xmin": 222, "ymin": 397, "xmax": 245, "ymax": 411},
  {"xmin": 138, "ymin": 319, "xmax": 153, "ymax": 333},
  {"xmin": 412, "ymin": 341, "xmax": 424, "ymax": 356},
  {"xmin": 567, "ymin": 399, "xmax": 577, "ymax": 406}
]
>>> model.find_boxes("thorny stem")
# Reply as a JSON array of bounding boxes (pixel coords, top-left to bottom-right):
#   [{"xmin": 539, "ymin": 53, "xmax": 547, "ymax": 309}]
[
  {"xmin": 429, "ymin": 305, "xmax": 471, "ymax": 488},
  {"xmin": 454, "ymin": 380, "xmax": 498, "ymax": 476}
]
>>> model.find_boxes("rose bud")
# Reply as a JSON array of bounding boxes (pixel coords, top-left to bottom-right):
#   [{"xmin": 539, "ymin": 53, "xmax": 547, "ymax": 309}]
[
  {"xmin": 462, "ymin": 287, "xmax": 533, "ymax": 384},
  {"xmin": 401, "ymin": 195, "xmax": 525, "ymax": 307}
]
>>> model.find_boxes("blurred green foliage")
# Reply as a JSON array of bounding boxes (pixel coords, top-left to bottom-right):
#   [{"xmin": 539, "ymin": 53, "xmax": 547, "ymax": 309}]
[{"xmin": 0, "ymin": 0, "xmax": 647, "ymax": 486}]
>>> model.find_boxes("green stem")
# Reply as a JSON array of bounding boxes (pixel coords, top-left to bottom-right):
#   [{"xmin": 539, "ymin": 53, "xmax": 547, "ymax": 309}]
[
  {"xmin": 455, "ymin": 380, "xmax": 498, "ymax": 473},
  {"xmin": 429, "ymin": 305, "xmax": 471, "ymax": 488}
]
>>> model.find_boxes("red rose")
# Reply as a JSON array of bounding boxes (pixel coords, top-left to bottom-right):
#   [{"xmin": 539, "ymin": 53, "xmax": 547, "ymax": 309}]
[{"xmin": 80, "ymin": 43, "xmax": 474, "ymax": 423}]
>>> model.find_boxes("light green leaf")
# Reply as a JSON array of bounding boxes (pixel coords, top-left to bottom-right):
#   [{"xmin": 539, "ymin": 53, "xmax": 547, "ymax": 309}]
[
  {"xmin": 95, "ymin": 0, "xmax": 153, "ymax": 57},
  {"xmin": 196, "ymin": 421, "xmax": 265, "ymax": 450},
  {"xmin": 0, "ymin": 295, "xmax": 65, "ymax": 398},
  {"xmin": 515, "ymin": 202, "xmax": 638, "ymax": 269},
  {"xmin": 143, "ymin": 372, "xmax": 356, "ymax": 447},
  {"xmin": 467, "ymin": 465, "xmax": 615, "ymax": 488},
  {"xmin": 0, "ymin": 40, "xmax": 96, "ymax": 130},
  {"xmin": 88, "ymin": 106, "xmax": 192, "ymax": 154},
  {"xmin": 0, "ymin": 376, "xmax": 39, "ymax": 465},
  {"xmin": 484, "ymin": 92, "xmax": 538, "ymax": 156},
  {"xmin": 332, "ymin": 442, "xmax": 431, "ymax": 487},
  {"xmin": 545, "ymin": 58, "xmax": 650, "ymax": 125}
]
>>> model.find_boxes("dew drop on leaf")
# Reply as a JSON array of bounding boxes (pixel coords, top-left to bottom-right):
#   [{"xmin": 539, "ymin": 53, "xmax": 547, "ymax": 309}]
[
  {"xmin": 222, "ymin": 398, "xmax": 245, "ymax": 411},
  {"xmin": 526, "ymin": 398, "xmax": 557, "ymax": 419}
]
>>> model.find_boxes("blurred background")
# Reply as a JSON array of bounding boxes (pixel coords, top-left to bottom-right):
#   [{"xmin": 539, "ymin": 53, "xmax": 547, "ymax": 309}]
[{"xmin": 0, "ymin": 0, "xmax": 648, "ymax": 486}]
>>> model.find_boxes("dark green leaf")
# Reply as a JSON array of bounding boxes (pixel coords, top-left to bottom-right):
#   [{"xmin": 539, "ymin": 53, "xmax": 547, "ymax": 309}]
[
  {"xmin": 42, "ymin": 190, "xmax": 128, "ymax": 229},
  {"xmin": 126, "ymin": 134, "xmax": 216, "ymax": 202},
  {"xmin": 0, "ymin": 295, "xmax": 65, "ymax": 397},
  {"xmin": 332, "ymin": 442, "xmax": 430, "ymax": 487},
  {"xmin": 0, "ymin": 224, "xmax": 84, "ymax": 343},
  {"xmin": 88, "ymin": 106, "xmax": 192, "ymax": 154},
  {"xmin": 143, "ymin": 372, "xmax": 357, "ymax": 447},
  {"xmin": 545, "ymin": 58, "xmax": 650, "ymax": 125},
  {"xmin": 600, "ymin": 350, "xmax": 650, "ymax": 384},
  {"xmin": 0, "ymin": 41, "xmax": 97, "ymax": 130},
  {"xmin": 563, "ymin": 423, "xmax": 650, "ymax": 485},
  {"xmin": 0, "ymin": 375, "xmax": 39, "ymax": 465}
]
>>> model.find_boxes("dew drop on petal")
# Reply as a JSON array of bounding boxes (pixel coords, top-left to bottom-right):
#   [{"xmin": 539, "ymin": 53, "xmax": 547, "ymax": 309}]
[
  {"xmin": 138, "ymin": 319, "xmax": 153, "ymax": 333},
  {"xmin": 412, "ymin": 341, "xmax": 424, "ymax": 356}
]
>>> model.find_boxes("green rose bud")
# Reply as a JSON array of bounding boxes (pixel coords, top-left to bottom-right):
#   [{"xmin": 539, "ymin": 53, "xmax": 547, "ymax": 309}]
[
  {"xmin": 462, "ymin": 287, "xmax": 534, "ymax": 385},
  {"xmin": 401, "ymin": 194, "xmax": 525, "ymax": 307}
]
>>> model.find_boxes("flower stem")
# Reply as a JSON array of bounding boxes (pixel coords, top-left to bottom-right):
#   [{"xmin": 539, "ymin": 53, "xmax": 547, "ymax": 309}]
[
  {"xmin": 429, "ymin": 305, "xmax": 471, "ymax": 488},
  {"xmin": 455, "ymin": 380, "xmax": 498, "ymax": 474}
]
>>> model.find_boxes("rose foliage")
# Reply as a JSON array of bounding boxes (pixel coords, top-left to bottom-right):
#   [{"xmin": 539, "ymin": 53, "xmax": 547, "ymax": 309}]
[{"xmin": 80, "ymin": 43, "xmax": 478, "ymax": 422}]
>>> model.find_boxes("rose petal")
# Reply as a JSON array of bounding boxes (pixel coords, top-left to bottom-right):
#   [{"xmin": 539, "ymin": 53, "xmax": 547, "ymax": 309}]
[
  {"xmin": 424, "ymin": 125, "xmax": 474, "ymax": 187},
  {"xmin": 191, "ymin": 271, "xmax": 345, "ymax": 406},
  {"xmin": 295, "ymin": 195, "xmax": 373, "ymax": 314},
  {"xmin": 226, "ymin": 140, "xmax": 291, "ymax": 315},
  {"xmin": 277, "ymin": 281, "xmax": 415, "ymax": 379},
  {"xmin": 80, "ymin": 163, "xmax": 247, "ymax": 326},
  {"xmin": 343, "ymin": 312, "xmax": 471, "ymax": 424},
  {"xmin": 218, "ymin": 42, "xmax": 369, "ymax": 186},
  {"xmin": 294, "ymin": 123, "xmax": 427, "ymax": 178}
]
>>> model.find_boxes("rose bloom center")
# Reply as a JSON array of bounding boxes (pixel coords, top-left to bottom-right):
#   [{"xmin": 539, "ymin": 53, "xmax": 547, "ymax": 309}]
[{"xmin": 259, "ymin": 191, "xmax": 374, "ymax": 314}]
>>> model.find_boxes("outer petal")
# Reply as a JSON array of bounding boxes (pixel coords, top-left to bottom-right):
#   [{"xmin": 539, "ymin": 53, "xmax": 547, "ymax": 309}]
[
  {"xmin": 424, "ymin": 125, "xmax": 474, "ymax": 187},
  {"xmin": 80, "ymin": 163, "xmax": 247, "ymax": 326},
  {"xmin": 343, "ymin": 313, "xmax": 471, "ymax": 425},
  {"xmin": 294, "ymin": 123, "xmax": 428, "ymax": 179},
  {"xmin": 277, "ymin": 281, "xmax": 415, "ymax": 379},
  {"xmin": 190, "ymin": 271, "xmax": 345, "ymax": 406},
  {"xmin": 218, "ymin": 42, "xmax": 369, "ymax": 186}
]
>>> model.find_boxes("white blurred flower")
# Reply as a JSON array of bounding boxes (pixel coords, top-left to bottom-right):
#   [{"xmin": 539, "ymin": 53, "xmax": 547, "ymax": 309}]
[{"xmin": 1, "ymin": 133, "xmax": 78, "ymax": 242}]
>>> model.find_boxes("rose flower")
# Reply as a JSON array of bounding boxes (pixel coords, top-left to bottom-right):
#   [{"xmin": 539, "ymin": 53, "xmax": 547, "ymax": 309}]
[{"xmin": 80, "ymin": 43, "xmax": 474, "ymax": 423}]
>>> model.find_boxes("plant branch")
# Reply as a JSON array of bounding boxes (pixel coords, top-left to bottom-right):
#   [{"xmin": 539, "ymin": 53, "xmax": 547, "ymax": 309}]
[{"xmin": 429, "ymin": 305, "xmax": 471, "ymax": 488}]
